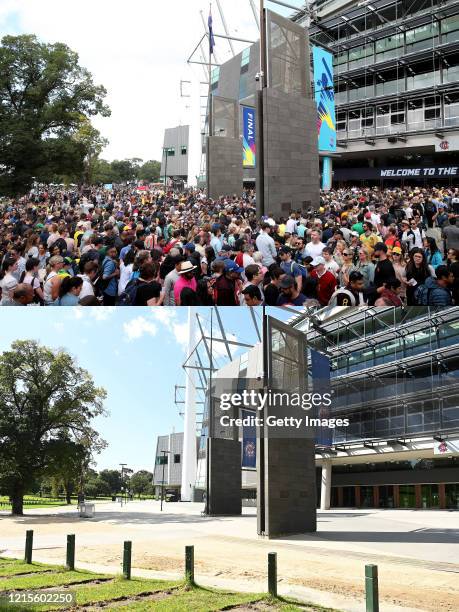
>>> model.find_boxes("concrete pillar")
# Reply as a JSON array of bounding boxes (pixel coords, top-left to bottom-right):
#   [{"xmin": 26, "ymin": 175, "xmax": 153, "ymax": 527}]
[
  {"xmin": 181, "ymin": 308, "xmax": 197, "ymax": 502},
  {"xmin": 320, "ymin": 460, "xmax": 332, "ymax": 510},
  {"xmin": 321, "ymin": 157, "xmax": 333, "ymax": 191}
]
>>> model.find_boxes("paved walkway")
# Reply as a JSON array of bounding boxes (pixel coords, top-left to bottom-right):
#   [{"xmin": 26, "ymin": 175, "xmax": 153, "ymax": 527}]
[{"xmin": 1, "ymin": 502, "xmax": 458, "ymax": 611}]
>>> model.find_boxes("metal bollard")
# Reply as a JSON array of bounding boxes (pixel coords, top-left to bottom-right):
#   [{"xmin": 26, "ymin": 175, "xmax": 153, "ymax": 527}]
[
  {"xmin": 123, "ymin": 541, "xmax": 132, "ymax": 580},
  {"xmin": 185, "ymin": 545, "xmax": 195, "ymax": 584},
  {"xmin": 365, "ymin": 564, "xmax": 379, "ymax": 612},
  {"xmin": 268, "ymin": 552, "xmax": 277, "ymax": 598},
  {"xmin": 66, "ymin": 534, "xmax": 75, "ymax": 570},
  {"xmin": 24, "ymin": 530, "xmax": 33, "ymax": 564}
]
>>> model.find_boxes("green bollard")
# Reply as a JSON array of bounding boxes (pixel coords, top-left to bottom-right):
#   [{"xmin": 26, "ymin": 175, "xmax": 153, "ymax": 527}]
[
  {"xmin": 66, "ymin": 534, "xmax": 75, "ymax": 570},
  {"xmin": 365, "ymin": 564, "xmax": 379, "ymax": 612},
  {"xmin": 24, "ymin": 530, "xmax": 33, "ymax": 564},
  {"xmin": 123, "ymin": 541, "xmax": 132, "ymax": 580},
  {"xmin": 185, "ymin": 545, "xmax": 194, "ymax": 585},
  {"xmin": 268, "ymin": 552, "xmax": 277, "ymax": 598}
]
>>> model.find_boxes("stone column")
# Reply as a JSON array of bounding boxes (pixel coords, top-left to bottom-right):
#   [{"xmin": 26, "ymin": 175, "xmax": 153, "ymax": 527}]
[{"xmin": 320, "ymin": 459, "xmax": 332, "ymax": 511}]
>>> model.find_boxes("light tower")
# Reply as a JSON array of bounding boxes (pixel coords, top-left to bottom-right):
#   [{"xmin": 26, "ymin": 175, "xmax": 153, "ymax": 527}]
[{"xmin": 181, "ymin": 307, "xmax": 197, "ymax": 501}]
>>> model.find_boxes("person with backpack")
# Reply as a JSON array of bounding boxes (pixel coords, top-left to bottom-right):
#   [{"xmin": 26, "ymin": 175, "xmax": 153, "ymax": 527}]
[
  {"xmin": 415, "ymin": 265, "xmax": 454, "ymax": 306},
  {"xmin": 279, "ymin": 246, "xmax": 304, "ymax": 292},
  {"xmin": 329, "ymin": 270, "xmax": 366, "ymax": 306}
]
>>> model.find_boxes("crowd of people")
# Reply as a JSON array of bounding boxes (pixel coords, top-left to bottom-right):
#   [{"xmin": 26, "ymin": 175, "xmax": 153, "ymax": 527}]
[{"xmin": 1, "ymin": 184, "xmax": 459, "ymax": 308}]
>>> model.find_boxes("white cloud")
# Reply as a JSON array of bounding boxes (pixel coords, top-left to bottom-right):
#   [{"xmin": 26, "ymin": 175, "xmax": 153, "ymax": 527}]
[
  {"xmin": 4, "ymin": 0, "xmax": 265, "ymax": 161},
  {"xmin": 90, "ymin": 307, "xmax": 115, "ymax": 321},
  {"xmin": 123, "ymin": 316, "xmax": 158, "ymax": 341}
]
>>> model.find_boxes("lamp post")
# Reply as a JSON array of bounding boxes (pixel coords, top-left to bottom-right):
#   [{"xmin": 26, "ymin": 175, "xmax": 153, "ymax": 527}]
[
  {"xmin": 162, "ymin": 148, "xmax": 169, "ymax": 187},
  {"xmin": 119, "ymin": 463, "xmax": 127, "ymax": 506},
  {"xmin": 160, "ymin": 450, "xmax": 171, "ymax": 512}
]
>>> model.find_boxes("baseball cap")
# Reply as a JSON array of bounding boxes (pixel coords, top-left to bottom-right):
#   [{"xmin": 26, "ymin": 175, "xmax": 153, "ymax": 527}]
[
  {"xmin": 311, "ymin": 256, "xmax": 325, "ymax": 266},
  {"xmin": 224, "ymin": 259, "xmax": 244, "ymax": 274}
]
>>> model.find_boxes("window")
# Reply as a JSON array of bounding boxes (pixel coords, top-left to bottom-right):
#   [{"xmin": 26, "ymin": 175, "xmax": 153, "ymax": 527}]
[
  {"xmin": 156, "ymin": 455, "xmax": 168, "ymax": 465},
  {"xmin": 181, "ymin": 146, "xmax": 187, "ymax": 155},
  {"xmin": 406, "ymin": 23, "xmax": 439, "ymax": 53},
  {"xmin": 444, "ymin": 93, "xmax": 459, "ymax": 127},
  {"xmin": 442, "ymin": 15, "xmax": 459, "ymax": 43},
  {"xmin": 165, "ymin": 147, "xmax": 175, "ymax": 157},
  {"xmin": 174, "ymin": 454, "xmax": 181, "ymax": 463},
  {"xmin": 375, "ymin": 34, "xmax": 403, "ymax": 62}
]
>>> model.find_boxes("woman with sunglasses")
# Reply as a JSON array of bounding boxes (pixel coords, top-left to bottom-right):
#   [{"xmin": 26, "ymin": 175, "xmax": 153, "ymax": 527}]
[
  {"xmin": 390, "ymin": 246, "xmax": 407, "ymax": 303},
  {"xmin": 338, "ymin": 249, "xmax": 354, "ymax": 288}
]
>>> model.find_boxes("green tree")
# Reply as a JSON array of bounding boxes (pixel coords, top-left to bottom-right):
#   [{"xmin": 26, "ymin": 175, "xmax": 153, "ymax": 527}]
[
  {"xmin": 0, "ymin": 34, "xmax": 110, "ymax": 196},
  {"xmin": 73, "ymin": 116, "xmax": 109, "ymax": 185},
  {"xmin": 110, "ymin": 158, "xmax": 142, "ymax": 183},
  {"xmin": 98, "ymin": 469, "xmax": 123, "ymax": 495},
  {"xmin": 91, "ymin": 159, "xmax": 115, "ymax": 185},
  {"xmin": 44, "ymin": 435, "xmax": 97, "ymax": 504},
  {"xmin": 130, "ymin": 470, "xmax": 154, "ymax": 498},
  {"xmin": 0, "ymin": 340, "xmax": 107, "ymax": 515},
  {"xmin": 138, "ymin": 160, "xmax": 161, "ymax": 183}
]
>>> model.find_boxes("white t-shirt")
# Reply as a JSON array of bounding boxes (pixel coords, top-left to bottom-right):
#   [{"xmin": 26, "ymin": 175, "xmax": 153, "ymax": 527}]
[
  {"xmin": 118, "ymin": 263, "xmax": 134, "ymax": 295},
  {"xmin": 304, "ymin": 241, "xmax": 325, "ymax": 259},
  {"xmin": 0, "ymin": 273, "xmax": 18, "ymax": 305},
  {"xmin": 78, "ymin": 274, "xmax": 95, "ymax": 300}
]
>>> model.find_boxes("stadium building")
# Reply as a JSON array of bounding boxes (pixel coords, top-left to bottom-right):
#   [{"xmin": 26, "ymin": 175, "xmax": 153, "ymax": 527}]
[
  {"xmin": 207, "ymin": 0, "xmax": 459, "ymax": 188},
  {"xmin": 160, "ymin": 125, "xmax": 189, "ymax": 188},
  {"xmin": 297, "ymin": 0, "xmax": 459, "ymax": 185},
  {"xmin": 291, "ymin": 305, "xmax": 459, "ymax": 510},
  {"xmin": 168, "ymin": 307, "xmax": 459, "ymax": 511}
]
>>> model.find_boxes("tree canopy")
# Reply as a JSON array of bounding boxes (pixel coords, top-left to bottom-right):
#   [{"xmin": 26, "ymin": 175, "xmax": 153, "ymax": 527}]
[
  {"xmin": 0, "ymin": 34, "xmax": 110, "ymax": 195},
  {"xmin": 0, "ymin": 340, "xmax": 107, "ymax": 514}
]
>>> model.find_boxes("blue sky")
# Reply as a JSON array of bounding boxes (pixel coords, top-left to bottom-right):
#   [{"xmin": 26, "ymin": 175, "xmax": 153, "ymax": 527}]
[{"xmin": 0, "ymin": 307, "xmax": 293, "ymax": 474}]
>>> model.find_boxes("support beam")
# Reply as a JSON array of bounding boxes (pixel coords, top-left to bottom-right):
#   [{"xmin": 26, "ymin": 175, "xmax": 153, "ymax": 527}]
[
  {"xmin": 320, "ymin": 459, "xmax": 332, "ymax": 510},
  {"xmin": 215, "ymin": 0, "xmax": 236, "ymax": 56}
]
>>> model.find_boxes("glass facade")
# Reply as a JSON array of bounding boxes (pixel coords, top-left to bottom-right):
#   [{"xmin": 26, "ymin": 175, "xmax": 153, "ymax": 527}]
[{"xmin": 309, "ymin": 0, "xmax": 459, "ymax": 142}]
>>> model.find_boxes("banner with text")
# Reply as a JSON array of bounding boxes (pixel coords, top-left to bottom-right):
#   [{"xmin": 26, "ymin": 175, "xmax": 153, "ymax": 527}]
[
  {"xmin": 242, "ymin": 106, "xmax": 256, "ymax": 168},
  {"xmin": 313, "ymin": 46, "xmax": 336, "ymax": 153}
]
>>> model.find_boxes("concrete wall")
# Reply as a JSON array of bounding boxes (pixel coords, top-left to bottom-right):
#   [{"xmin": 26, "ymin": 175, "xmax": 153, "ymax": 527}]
[
  {"xmin": 207, "ymin": 136, "xmax": 243, "ymax": 199},
  {"xmin": 258, "ymin": 88, "xmax": 320, "ymax": 215},
  {"xmin": 261, "ymin": 438, "xmax": 317, "ymax": 537},
  {"xmin": 208, "ymin": 438, "xmax": 242, "ymax": 515}
]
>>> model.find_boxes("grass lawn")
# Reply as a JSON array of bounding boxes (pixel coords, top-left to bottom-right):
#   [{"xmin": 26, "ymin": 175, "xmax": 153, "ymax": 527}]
[{"xmin": 0, "ymin": 557, "xmax": 341, "ymax": 611}]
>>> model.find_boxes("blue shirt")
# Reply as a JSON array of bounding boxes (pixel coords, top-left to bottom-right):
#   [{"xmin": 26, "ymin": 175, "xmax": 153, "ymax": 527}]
[{"xmin": 102, "ymin": 256, "xmax": 117, "ymax": 296}]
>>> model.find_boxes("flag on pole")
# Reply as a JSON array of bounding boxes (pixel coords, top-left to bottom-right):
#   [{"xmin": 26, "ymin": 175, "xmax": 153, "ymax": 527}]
[{"xmin": 208, "ymin": 6, "xmax": 216, "ymax": 55}]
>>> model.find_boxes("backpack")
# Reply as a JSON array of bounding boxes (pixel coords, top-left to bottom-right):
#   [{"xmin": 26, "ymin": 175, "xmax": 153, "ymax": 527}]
[
  {"xmin": 290, "ymin": 261, "xmax": 308, "ymax": 279},
  {"xmin": 329, "ymin": 288, "xmax": 358, "ymax": 307},
  {"xmin": 414, "ymin": 284, "xmax": 431, "ymax": 305},
  {"xmin": 117, "ymin": 278, "xmax": 140, "ymax": 306},
  {"xmin": 424, "ymin": 201, "xmax": 436, "ymax": 214}
]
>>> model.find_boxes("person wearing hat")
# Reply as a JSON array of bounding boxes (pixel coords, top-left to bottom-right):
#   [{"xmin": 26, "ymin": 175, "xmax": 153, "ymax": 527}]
[
  {"xmin": 310, "ymin": 256, "xmax": 337, "ymax": 306},
  {"xmin": 174, "ymin": 261, "xmax": 198, "ymax": 306},
  {"xmin": 276, "ymin": 275, "xmax": 307, "ymax": 307},
  {"xmin": 242, "ymin": 284, "xmax": 263, "ymax": 307},
  {"xmin": 214, "ymin": 259, "xmax": 244, "ymax": 306}
]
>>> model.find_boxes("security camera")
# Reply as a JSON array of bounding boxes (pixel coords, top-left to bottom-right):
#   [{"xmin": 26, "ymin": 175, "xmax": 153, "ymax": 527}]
[{"xmin": 255, "ymin": 71, "xmax": 264, "ymax": 82}]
